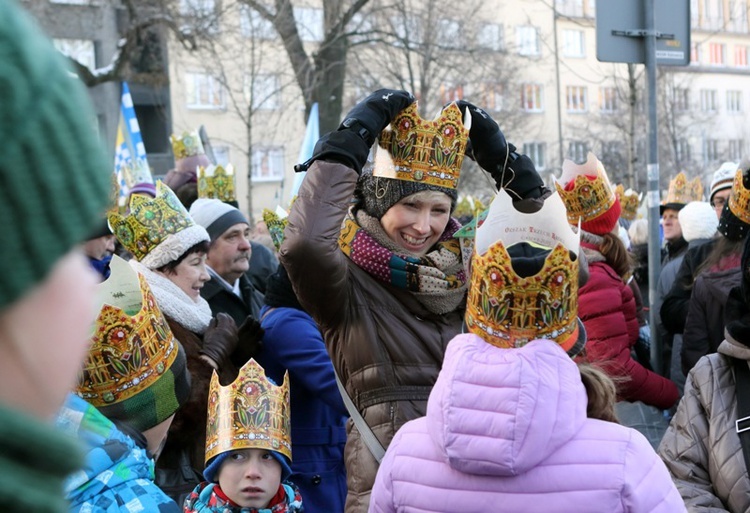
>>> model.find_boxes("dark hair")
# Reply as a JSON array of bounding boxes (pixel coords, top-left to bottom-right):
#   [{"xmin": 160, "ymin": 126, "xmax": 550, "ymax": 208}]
[
  {"xmin": 695, "ymin": 235, "xmax": 742, "ymax": 279},
  {"xmin": 598, "ymin": 232, "xmax": 633, "ymax": 279},
  {"xmin": 156, "ymin": 240, "xmax": 209, "ymax": 275}
]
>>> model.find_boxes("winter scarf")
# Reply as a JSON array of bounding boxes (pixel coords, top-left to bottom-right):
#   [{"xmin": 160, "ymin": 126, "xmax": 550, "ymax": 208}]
[
  {"xmin": 0, "ymin": 403, "xmax": 82, "ymax": 513},
  {"xmin": 131, "ymin": 259, "xmax": 212, "ymax": 334},
  {"xmin": 184, "ymin": 482, "xmax": 303, "ymax": 512},
  {"xmin": 338, "ymin": 209, "xmax": 467, "ymax": 314}
]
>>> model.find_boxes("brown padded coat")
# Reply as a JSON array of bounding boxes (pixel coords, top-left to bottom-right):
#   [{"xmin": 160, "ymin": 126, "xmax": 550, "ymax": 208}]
[
  {"xmin": 280, "ymin": 161, "xmax": 464, "ymax": 513},
  {"xmin": 658, "ymin": 332, "xmax": 750, "ymax": 512}
]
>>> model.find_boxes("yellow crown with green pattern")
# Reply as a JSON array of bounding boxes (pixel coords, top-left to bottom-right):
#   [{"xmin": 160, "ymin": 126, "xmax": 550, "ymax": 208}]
[
  {"xmin": 729, "ymin": 168, "xmax": 750, "ymax": 224},
  {"xmin": 198, "ymin": 164, "xmax": 236, "ymax": 202},
  {"xmin": 663, "ymin": 172, "xmax": 704, "ymax": 205},
  {"xmin": 615, "ymin": 184, "xmax": 642, "ymax": 221},
  {"xmin": 108, "ymin": 182, "xmax": 209, "ymax": 269},
  {"xmin": 76, "ymin": 256, "xmax": 177, "ymax": 406},
  {"xmin": 465, "ymin": 189, "xmax": 583, "ymax": 354},
  {"xmin": 205, "ymin": 359, "xmax": 291, "ymax": 464},
  {"xmin": 373, "ymin": 102, "xmax": 470, "ymax": 190},
  {"xmin": 171, "ymin": 130, "xmax": 205, "ymax": 160}
]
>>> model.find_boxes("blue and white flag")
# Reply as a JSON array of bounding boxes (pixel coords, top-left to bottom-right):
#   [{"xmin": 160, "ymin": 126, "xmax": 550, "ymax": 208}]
[
  {"xmin": 114, "ymin": 82, "xmax": 151, "ymax": 205},
  {"xmin": 290, "ymin": 102, "xmax": 319, "ymax": 198}
]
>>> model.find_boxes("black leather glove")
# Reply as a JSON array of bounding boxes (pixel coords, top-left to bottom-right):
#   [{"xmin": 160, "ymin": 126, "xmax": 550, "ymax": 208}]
[
  {"xmin": 454, "ymin": 100, "xmax": 545, "ymax": 200},
  {"xmin": 200, "ymin": 313, "xmax": 239, "ymax": 370},
  {"xmin": 230, "ymin": 315, "xmax": 265, "ymax": 367},
  {"xmin": 295, "ymin": 89, "xmax": 414, "ymax": 175}
]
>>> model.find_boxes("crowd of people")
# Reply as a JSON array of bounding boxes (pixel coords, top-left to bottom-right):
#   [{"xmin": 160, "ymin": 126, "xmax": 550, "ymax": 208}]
[{"xmin": 3, "ymin": 1, "xmax": 750, "ymax": 511}]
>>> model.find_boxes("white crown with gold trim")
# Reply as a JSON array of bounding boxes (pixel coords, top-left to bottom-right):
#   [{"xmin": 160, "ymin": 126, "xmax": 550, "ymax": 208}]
[
  {"xmin": 465, "ymin": 188, "xmax": 582, "ymax": 352},
  {"xmin": 198, "ymin": 164, "xmax": 236, "ymax": 202},
  {"xmin": 205, "ymin": 359, "xmax": 291, "ymax": 464}
]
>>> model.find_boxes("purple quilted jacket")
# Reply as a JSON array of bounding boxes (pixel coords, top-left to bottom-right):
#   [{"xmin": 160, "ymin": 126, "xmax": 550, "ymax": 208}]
[{"xmin": 369, "ymin": 335, "xmax": 686, "ymax": 513}]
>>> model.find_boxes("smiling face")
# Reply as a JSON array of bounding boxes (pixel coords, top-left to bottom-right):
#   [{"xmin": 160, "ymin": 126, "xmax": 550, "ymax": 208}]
[
  {"xmin": 164, "ymin": 251, "xmax": 210, "ymax": 301},
  {"xmin": 217, "ymin": 449, "xmax": 282, "ymax": 509},
  {"xmin": 380, "ymin": 191, "xmax": 452, "ymax": 257}
]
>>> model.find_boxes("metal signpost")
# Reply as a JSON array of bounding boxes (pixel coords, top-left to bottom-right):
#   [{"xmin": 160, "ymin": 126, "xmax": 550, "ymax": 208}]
[{"xmin": 596, "ymin": 0, "xmax": 690, "ymax": 372}]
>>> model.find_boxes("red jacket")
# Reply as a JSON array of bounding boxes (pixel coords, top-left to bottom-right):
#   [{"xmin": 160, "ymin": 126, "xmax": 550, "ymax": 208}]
[{"xmin": 577, "ymin": 261, "xmax": 678, "ymax": 409}]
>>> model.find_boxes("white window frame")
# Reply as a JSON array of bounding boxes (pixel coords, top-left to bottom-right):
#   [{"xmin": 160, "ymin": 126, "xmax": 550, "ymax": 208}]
[
  {"xmin": 676, "ymin": 138, "xmax": 691, "ymax": 163},
  {"xmin": 185, "ymin": 72, "xmax": 225, "ymax": 110},
  {"xmin": 568, "ymin": 141, "xmax": 588, "ymax": 162},
  {"xmin": 240, "ymin": 6, "xmax": 276, "ymax": 39},
  {"xmin": 703, "ymin": 138, "xmax": 719, "ymax": 162},
  {"xmin": 477, "ymin": 23, "xmax": 504, "ymax": 52},
  {"xmin": 566, "ymin": 85, "xmax": 588, "ymax": 113},
  {"xmin": 523, "ymin": 142, "xmax": 546, "ymax": 170},
  {"xmin": 521, "ymin": 83, "xmax": 544, "ymax": 112},
  {"xmin": 674, "ymin": 88, "xmax": 690, "ymax": 111},
  {"xmin": 700, "ymin": 89, "xmax": 718, "ymax": 112},
  {"xmin": 709, "ymin": 42, "xmax": 726, "ymax": 65},
  {"xmin": 727, "ymin": 90, "xmax": 743, "ymax": 114},
  {"xmin": 245, "ymin": 73, "xmax": 281, "ymax": 110},
  {"xmin": 516, "ymin": 26, "xmax": 540, "ymax": 56},
  {"xmin": 53, "ymin": 38, "xmax": 96, "ymax": 70},
  {"xmin": 562, "ymin": 29, "xmax": 585, "ymax": 57},
  {"xmin": 729, "ymin": 139, "xmax": 744, "ymax": 161},
  {"xmin": 252, "ymin": 147, "xmax": 285, "ymax": 182},
  {"xmin": 600, "ymin": 86, "xmax": 617, "ymax": 113},
  {"xmin": 213, "ymin": 146, "xmax": 230, "ymax": 166},
  {"xmin": 438, "ymin": 19, "xmax": 461, "ymax": 48}
]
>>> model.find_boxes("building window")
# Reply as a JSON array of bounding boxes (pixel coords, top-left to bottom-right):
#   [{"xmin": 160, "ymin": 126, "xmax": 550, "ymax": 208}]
[
  {"xmin": 556, "ymin": 0, "xmax": 584, "ymax": 17},
  {"xmin": 521, "ymin": 83, "xmax": 544, "ymax": 111},
  {"xmin": 736, "ymin": 45, "xmax": 749, "ymax": 67},
  {"xmin": 700, "ymin": 89, "xmax": 718, "ymax": 112},
  {"xmin": 729, "ymin": 0, "xmax": 749, "ymax": 32},
  {"xmin": 676, "ymin": 138, "xmax": 691, "ymax": 163},
  {"xmin": 477, "ymin": 23, "xmax": 504, "ymax": 52},
  {"xmin": 673, "ymin": 88, "xmax": 690, "ymax": 111},
  {"xmin": 727, "ymin": 90, "xmax": 743, "ymax": 113},
  {"xmin": 703, "ymin": 138, "xmax": 719, "ymax": 162},
  {"xmin": 709, "ymin": 43, "xmax": 726, "ymax": 65},
  {"xmin": 438, "ymin": 19, "xmax": 462, "ymax": 48},
  {"xmin": 562, "ymin": 29, "xmax": 585, "ymax": 57},
  {"xmin": 691, "ymin": 43, "xmax": 702, "ymax": 65},
  {"xmin": 516, "ymin": 26, "xmax": 540, "ymax": 56},
  {"xmin": 185, "ymin": 72, "xmax": 224, "ymax": 109},
  {"xmin": 729, "ymin": 139, "xmax": 744, "ymax": 160},
  {"xmin": 704, "ymin": 0, "xmax": 725, "ymax": 30},
  {"xmin": 523, "ymin": 142, "xmax": 546, "ymax": 170},
  {"xmin": 252, "ymin": 147, "xmax": 284, "ymax": 181},
  {"xmin": 480, "ymin": 83, "xmax": 504, "ymax": 112},
  {"xmin": 179, "ymin": 0, "xmax": 218, "ymax": 32},
  {"xmin": 439, "ymin": 83, "xmax": 464, "ymax": 105},
  {"xmin": 245, "ymin": 73, "xmax": 281, "ymax": 110},
  {"xmin": 600, "ymin": 86, "xmax": 617, "ymax": 112},
  {"xmin": 566, "ymin": 85, "xmax": 588, "ymax": 112},
  {"xmin": 53, "ymin": 38, "xmax": 96, "ymax": 70},
  {"xmin": 568, "ymin": 141, "xmax": 588, "ymax": 163},
  {"xmin": 213, "ymin": 146, "xmax": 230, "ymax": 166},
  {"xmin": 392, "ymin": 14, "xmax": 423, "ymax": 47},
  {"xmin": 240, "ymin": 6, "xmax": 276, "ymax": 39},
  {"xmin": 294, "ymin": 7, "xmax": 324, "ymax": 42}
]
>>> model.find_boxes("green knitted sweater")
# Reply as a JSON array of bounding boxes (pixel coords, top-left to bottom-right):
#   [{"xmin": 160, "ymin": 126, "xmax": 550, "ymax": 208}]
[{"xmin": 0, "ymin": 403, "xmax": 82, "ymax": 512}]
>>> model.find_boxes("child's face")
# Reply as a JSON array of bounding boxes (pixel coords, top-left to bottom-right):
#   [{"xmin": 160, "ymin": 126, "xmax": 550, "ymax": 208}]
[{"xmin": 217, "ymin": 449, "xmax": 282, "ymax": 508}]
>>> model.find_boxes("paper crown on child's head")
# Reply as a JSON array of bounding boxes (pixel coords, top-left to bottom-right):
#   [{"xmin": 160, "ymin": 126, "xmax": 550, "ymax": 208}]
[
  {"xmin": 464, "ymin": 188, "xmax": 585, "ymax": 356},
  {"xmin": 205, "ymin": 359, "xmax": 292, "ymax": 465},
  {"xmin": 171, "ymin": 130, "xmax": 205, "ymax": 160},
  {"xmin": 198, "ymin": 164, "xmax": 236, "ymax": 203},
  {"xmin": 108, "ymin": 181, "xmax": 209, "ymax": 269},
  {"xmin": 661, "ymin": 172, "xmax": 704, "ymax": 212},
  {"xmin": 373, "ymin": 102, "xmax": 470, "ymax": 190},
  {"xmin": 76, "ymin": 256, "xmax": 190, "ymax": 432},
  {"xmin": 555, "ymin": 152, "xmax": 620, "ymax": 235},
  {"xmin": 262, "ymin": 207, "xmax": 288, "ymax": 251},
  {"xmin": 615, "ymin": 184, "xmax": 643, "ymax": 221}
]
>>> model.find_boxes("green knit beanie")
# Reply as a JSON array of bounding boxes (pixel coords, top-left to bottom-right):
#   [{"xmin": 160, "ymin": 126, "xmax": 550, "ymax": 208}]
[{"xmin": 0, "ymin": 1, "xmax": 111, "ymax": 310}]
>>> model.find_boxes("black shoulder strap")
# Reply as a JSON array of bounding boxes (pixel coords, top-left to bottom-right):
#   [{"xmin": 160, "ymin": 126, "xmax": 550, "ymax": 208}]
[{"xmin": 732, "ymin": 357, "xmax": 750, "ymax": 472}]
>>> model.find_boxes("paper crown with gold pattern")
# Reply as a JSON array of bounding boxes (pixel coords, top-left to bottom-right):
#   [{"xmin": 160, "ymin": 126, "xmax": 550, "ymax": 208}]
[
  {"xmin": 108, "ymin": 181, "xmax": 209, "ymax": 269},
  {"xmin": 615, "ymin": 184, "xmax": 643, "ymax": 221},
  {"xmin": 661, "ymin": 172, "xmax": 704, "ymax": 212},
  {"xmin": 171, "ymin": 130, "xmax": 206, "ymax": 160},
  {"xmin": 76, "ymin": 256, "xmax": 190, "ymax": 432},
  {"xmin": 465, "ymin": 188, "xmax": 585, "ymax": 355},
  {"xmin": 373, "ymin": 102, "xmax": 471, "ymax": 190},
  {"xmin": 262, "ymin": 207, "xmax": 288, "ymax": 251},
  {"xmin": 205, "ymin": 359, "xmax": 291, "ymax": 464},
  {"xmin": 728, "ymin": 167, "xmax": 750, "ymax": 224},
  {"xmin": 198, "ymin": 164, "xmax": 236, "ymax": 202},
  {"xmin": 555, "ymin": 152, "xmax": 620, "ymax": 234}
]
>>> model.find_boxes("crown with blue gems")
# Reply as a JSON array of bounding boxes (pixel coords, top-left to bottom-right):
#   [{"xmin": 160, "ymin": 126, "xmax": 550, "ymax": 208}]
[
  {"xmin": 198, "ymin": 164, "xmax": 236, "ymax": 202},
  {"xmin": 205, "ymin": 359, "xmax": 291, "ymax": 464},
  {"xmin": 465, "ymin": 189, "xmax": 583, "ymax": 354},
  {"xmin": 373, "ymin": 102, "xmax": 470, "ymax": 190}
]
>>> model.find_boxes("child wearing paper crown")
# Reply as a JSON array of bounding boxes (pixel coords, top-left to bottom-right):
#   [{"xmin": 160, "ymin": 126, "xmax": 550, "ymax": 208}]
[
  {"xmin": 184, "ymin": 359, "xmax": 303, "ymax": 512},
  {"xmin": 369, "ymin": 188, "xmax": 684, "ymax": 513}
]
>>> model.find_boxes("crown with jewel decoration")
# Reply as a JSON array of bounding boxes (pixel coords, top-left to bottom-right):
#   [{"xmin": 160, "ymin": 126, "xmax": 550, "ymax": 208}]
[
  {"xmin": 76, "ymin": 256, "xmax": 177, "ymax": 407},
  {"xmin": 198, "ymin": 164, "xmax": 236, "ymax": 202},
  {"xmin": 465, "ymin": 188, "xmax": 583, "ymax": 354},
  {"xmin": 555, "ymin": 152, "xmax": 617, "ymax": 226},
  {"xmin": 205, "ymin": 359, "xmax": 291, "ymax": 464},
  {"xmin": 373, "ymin": 102, "xmax": 470, "ymax": 190},
  {"xmin": 262, "ymin": 207, "xmax": 288, "ymax": 251},
  {"xmin": 728, "ymin": 167, "xmax": 750, "ymax": 224},
  {"xmin": 171, "ymin": 130, "xmax": 206, "ymax": 160},
  {"xmin": 615, "ymin": 184, "xmax": 642, "ymax": 221},
  {"xmin": 663, "ymin": 171, "xmax": 704, "ymax": 206},
  {"xmin": 108, "ymin": 181, "xmax": 209, "ymax": 269}
]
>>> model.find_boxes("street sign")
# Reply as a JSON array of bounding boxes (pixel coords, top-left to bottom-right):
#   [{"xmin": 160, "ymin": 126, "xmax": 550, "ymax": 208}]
[{"xmin": 596, "ymin": 0, "xmax": 690, "ymax": 66}]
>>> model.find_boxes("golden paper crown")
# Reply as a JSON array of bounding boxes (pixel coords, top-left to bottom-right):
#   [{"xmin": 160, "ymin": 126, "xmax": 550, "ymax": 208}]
[
  {"xmin": 198, "ymin": 164, "xmax": 236, "ymax": 202},
  {"xmin": 555, "ymin": 152, "xmax": 616, "ymax": 225},
  {"xmin": 262, "ymin": 207, "xmax": 288, "ymax": 251},
  {"xmin": 205, "ymin": 359, "xmax": 291, "ymax": 464},
  {"xmin": 171, "ymin": 130, "xmax": 205, "ymax": 160},
  {"xmin": 121, "ymin": 158, "xmax": 154, "ymax": 190},
  {"xmin": 373, "ymin": 102, "xmax": 470, "ymax": 190},
  {"xmin": 465, "ymin": 189, "xmax": 581, "ymax": 351},
  {"xmin": 76, "ymin": 256, "xmax": 177, "ymax": 406},
  {"xmin": 615, "ymin": 184, "xmax": 642, "ymax": 221},
  {"xmin": 663, "ymin": 172, "xmax": 704, "ymax": 205},
  {"xmin": 108, "ymin": 182, "xmax": 207, "ymax": 268},
  {"xmin": 728, "ymin": 168, "xmax": 750, "ymax": 224}
]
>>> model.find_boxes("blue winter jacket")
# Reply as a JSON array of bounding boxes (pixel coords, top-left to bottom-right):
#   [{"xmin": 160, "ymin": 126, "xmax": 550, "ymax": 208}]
[
  {"xmin": 258, "ymin": 305, "xmax": 348, "ymax": 513},
  {"xmin": 56, "ymin": 394, "xmax": 180, "ymax": 513}
]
